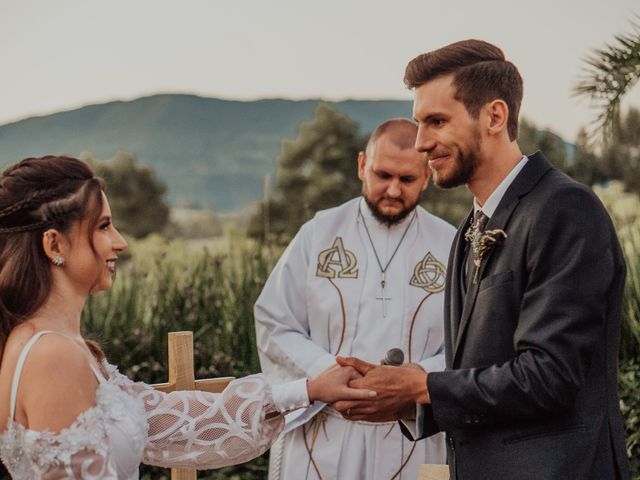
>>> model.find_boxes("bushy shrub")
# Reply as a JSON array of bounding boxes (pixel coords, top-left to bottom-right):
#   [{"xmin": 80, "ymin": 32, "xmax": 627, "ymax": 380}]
[
  {"xmin": 619, "ymin": 359, "xmax": 640, "ymax": 477},
  {"xmin": 620, "ymin": 229, "xmax": 640, "ymax": 479},
  {"xmin": 597, "ymin": 185, "xmax": 640, "ymax": 478}
]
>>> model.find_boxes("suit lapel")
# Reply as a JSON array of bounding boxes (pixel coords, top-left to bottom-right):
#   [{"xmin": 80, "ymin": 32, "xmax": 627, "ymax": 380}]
[
  {"xmin": 451, "ymin": 152, "xmax": 553, "ymax": 365},
  {"xmin": 448, "ymin": 210, "xmax": 473, "ymax": 354}
]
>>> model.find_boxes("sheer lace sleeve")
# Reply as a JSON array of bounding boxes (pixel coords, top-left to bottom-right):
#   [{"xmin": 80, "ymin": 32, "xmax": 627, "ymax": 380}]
[{"xmin": 114, "ymin": 371, "xmax": 286, "ymax": 470}]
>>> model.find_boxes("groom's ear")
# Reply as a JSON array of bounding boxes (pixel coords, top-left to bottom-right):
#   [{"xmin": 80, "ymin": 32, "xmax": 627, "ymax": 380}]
[{"xmin": 484, "ymin": 99, "xmax": 509, "ymax": 137}]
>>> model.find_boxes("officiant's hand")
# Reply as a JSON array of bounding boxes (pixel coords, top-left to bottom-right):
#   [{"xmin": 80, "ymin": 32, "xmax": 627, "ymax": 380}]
[{"xmin": 332, "ymin": 356, "xmax": 430, "ymax": 422}]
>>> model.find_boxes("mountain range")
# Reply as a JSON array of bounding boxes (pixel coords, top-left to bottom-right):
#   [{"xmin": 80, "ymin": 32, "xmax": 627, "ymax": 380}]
[{"xmin": 0, "ymin": 95, "xmax": 414, "ymax": 211}]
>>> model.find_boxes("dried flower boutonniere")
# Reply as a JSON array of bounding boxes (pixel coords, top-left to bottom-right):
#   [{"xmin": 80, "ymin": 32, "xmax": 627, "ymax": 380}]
[
  {"xmin": 477, "ymin": 229, "xmax": 508, "ymax": 263},
  {"xmin": 465, "ymin": 226, "xmax": 508, "ymax": 284}
]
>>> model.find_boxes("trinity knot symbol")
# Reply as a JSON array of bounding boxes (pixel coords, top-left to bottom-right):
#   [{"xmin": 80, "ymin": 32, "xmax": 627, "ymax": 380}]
[
  {"xmin": 410, "ymin": 252, "xmax": 446, "ymax": 293},
  {"xmin": 316, "ymin": 237, "xmax": 358, "ymax": 279}
]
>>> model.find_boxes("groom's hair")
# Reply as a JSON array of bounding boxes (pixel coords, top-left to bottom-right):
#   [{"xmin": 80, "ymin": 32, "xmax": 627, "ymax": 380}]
[{"xmin": 404, "ymin": 39, "xmax": 523, "ymax": 141}]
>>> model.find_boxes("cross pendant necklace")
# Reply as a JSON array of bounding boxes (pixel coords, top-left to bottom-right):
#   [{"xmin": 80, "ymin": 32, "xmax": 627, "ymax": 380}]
[
  {"xmin": 376, "ymin": 274, "xmax": 392, "ymax": 317},
  {"xmin": 359, "ymin": 206, "xmax": 416, "ymax": 317}
]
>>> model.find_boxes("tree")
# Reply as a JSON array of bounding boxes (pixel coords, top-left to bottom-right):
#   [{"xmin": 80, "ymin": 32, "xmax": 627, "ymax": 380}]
[
  {"xmin": 600, "ymin": 107, "xmax": 640, "ymax": 193},
  {"xmin": 570, "ymin": 128, "xmax": 609, "ymax": 187},
  {"xmin": 518, "ymin": 118, "xmax": 570, "ymax": 172},
  {"xmin": 80, "ymin": 151, "xmax": 170, "ymax": 238},
  {"xmin": 249, "ymin": 103, "xmax": 366, "ymax": 241},
  {"xmin": 422, "ymin": 184, "xmax": 473, "ymax": 228},
  {"xmin": 574, "ymin": 19, "xmax": 640, "ymax": 139},
  {"xmin": 249, "ymin": 105, "xmax": 586, "ymax": 240}
]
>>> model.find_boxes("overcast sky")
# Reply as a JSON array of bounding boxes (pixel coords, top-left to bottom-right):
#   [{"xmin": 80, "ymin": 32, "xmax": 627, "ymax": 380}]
[{"xmin": 1, "ymin": 0, "xmax": 638, "ymax": 140}]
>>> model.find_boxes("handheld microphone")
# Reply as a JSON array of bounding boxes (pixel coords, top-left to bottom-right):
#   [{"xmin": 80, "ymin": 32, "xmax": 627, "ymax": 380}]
[{"xmin": 381, "ymin": 348, "xmax": 404, "ymax": 366}]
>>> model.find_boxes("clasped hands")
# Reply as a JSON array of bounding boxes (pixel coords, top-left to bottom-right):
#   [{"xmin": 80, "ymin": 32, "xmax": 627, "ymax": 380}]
[{"xmin": 307, "ymin": 356, "xmax": 430, "ymax": 423}]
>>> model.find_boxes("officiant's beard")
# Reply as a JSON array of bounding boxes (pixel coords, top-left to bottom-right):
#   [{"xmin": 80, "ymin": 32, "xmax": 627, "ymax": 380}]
[{"xmin": 363, "ymin": 194, "xmax": 420, "ymax": 227}]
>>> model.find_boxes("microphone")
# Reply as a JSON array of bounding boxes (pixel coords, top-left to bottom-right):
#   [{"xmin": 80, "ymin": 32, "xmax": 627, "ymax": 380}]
[{"xmin": 381, "ymin": 348, "xmax": 404, "ymax": 366}]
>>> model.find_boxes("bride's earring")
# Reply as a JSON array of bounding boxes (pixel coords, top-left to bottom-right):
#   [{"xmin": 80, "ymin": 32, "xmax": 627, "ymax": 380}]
[{"xmin": 51, "ymin": 256, "xmax": 65, "ymax": 267}]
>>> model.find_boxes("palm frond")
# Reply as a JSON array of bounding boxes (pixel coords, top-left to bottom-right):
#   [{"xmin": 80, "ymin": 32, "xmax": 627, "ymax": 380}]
[{"xmin": 573, "ymin": 18, "xmax": 640, "ymax": 141}]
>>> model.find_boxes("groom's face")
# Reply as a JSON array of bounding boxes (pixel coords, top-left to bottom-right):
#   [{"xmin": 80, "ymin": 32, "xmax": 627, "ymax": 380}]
[{"xmin": 413, "ymin": 74, "xmax": 483, "ymax": 189}]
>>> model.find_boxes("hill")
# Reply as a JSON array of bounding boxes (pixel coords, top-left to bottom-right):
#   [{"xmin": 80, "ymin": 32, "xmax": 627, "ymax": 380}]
[{"xmin": 0, "ymin": 95, "xmax": 412, "ymax": 211}]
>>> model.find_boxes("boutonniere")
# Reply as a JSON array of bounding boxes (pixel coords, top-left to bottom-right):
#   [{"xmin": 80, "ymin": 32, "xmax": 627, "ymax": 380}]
[
  {"xmin": 465, "ymin": 223, "xmax": 508, "ymax": 284},
  {"xmin": 476, "ymin": 229, "xmax": 508, "ymax": 267}
]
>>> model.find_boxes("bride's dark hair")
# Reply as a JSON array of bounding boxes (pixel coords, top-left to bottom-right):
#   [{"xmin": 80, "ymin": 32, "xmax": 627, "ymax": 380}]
[{"xmin": 0, "ymin": 156, "xmax": 106, "ymax": 360}]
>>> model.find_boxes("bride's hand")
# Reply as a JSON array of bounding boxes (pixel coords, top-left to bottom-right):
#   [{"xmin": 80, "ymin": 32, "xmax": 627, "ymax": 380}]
[{"xmin": 306, "ymin": 364, "xmax": 377, "ymax": 404}]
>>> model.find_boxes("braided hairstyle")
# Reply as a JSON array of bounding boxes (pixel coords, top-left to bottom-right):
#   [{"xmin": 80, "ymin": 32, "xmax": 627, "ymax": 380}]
[{"xmin": 0, "ymin": 156, "xmax": 106, "ymax": 359}]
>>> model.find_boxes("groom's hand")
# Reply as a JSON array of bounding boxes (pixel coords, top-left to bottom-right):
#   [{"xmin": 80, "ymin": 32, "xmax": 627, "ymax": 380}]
[{"xmin": 332, "ymin": 356, "xmax": 430, "ymax": 422}]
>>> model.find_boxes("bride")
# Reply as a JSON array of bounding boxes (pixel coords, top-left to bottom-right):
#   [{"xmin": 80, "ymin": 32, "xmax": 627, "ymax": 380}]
[{"xmin": 0, "ymin": 155, "xmax": 374, "ymax": 479}]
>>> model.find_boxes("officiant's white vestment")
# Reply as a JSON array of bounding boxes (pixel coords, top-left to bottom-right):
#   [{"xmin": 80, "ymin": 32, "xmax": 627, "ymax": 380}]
[{"xmin": 255, "ymin": 197, "xmax": 455, "ymax": 480}]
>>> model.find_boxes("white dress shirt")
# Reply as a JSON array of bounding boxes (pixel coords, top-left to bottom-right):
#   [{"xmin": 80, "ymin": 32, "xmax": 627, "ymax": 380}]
[{"xmin": 473, "ymin": 155, "xmax": 529, "ymax": 218}]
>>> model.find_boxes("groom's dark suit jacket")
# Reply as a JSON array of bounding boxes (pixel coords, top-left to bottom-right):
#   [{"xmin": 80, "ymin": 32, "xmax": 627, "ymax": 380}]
[{"xmin": 409, "ymin": 152, "xmax": 630, "ymax": 479}]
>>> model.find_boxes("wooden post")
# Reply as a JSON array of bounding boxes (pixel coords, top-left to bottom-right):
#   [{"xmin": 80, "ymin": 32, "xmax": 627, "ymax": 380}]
[
  {"xmin": 263, "ymin": 172, "xmax": 271, "ymax": 244},
  {"xmin": 418, "ymin": 464, "xmax": 450, "ymax": 480},
  {"xmin": 152, "ymin": 331, "xmax": 234, "ymax": 480}
]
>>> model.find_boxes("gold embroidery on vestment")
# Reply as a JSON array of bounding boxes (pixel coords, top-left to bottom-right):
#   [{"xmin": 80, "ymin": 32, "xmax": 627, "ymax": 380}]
[
  {"xmin": 410, "ymin": 252, "xmax": 446, "ymax": 293},
  {"xmin": 327, "ymin": 277, "xmax": 347, "ymax": 356},
  {"xmin": 316, "ymin": 237, "xmax": 358, "ymax": 278}
]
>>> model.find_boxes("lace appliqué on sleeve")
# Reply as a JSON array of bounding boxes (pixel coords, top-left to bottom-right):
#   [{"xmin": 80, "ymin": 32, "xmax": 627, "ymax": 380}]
[{"xmin": 110, "ymin": 370, "xmax": 285, "ymax": 470}]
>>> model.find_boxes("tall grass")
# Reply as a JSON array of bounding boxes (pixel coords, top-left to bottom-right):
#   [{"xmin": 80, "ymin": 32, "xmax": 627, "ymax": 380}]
[
  {"xmin": 621, "ymin": 226, "xmax": 640, "ymax": 361},
  {"xmin": 84, "ymin": 235, "xmax": 274, "ymax": 380},
  {"xmin": 596, "ymin": 183, "xmax": 640, "ymax": 475},
  {"xmin": 82, "ymin": 235, "xmax": 278, "ymax": 479},
  {"xmin": 618, "ymin": 226, "xmax": 640, "ymax": 475}
]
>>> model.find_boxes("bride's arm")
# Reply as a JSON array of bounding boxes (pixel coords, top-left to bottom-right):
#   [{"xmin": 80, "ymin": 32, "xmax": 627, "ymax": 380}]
[
  {"xmin": 132, "ymin": 374, "xmax": 286, "ymax": 469},
  {"xmin": 118, "ymin": 364, "xmax": 373, "ymax": 470}
]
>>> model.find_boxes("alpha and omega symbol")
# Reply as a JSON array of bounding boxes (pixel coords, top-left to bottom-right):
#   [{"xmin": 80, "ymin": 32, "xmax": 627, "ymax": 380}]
[
  {"xmin": 316, "ymin": 237, "xmax": 358, "ymax": 279},
  {"xmin": 410, "ymin": 252, "xmax": 446, "ymax": 293}
]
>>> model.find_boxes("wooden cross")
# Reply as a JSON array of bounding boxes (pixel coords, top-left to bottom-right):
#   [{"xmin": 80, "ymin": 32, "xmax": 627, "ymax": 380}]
[
  {"xmin": 152, "ymin": 331, "xmax": 234, "ymax": 480},
  {"xmin": 418, "ymin": 464, "xmax": 450, "ymax": 480}
]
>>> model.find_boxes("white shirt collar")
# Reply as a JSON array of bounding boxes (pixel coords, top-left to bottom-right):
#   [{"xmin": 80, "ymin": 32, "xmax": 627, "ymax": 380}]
[{"xmin": 473, "ymin": 155, "xmax": 528, "ymax": 218}]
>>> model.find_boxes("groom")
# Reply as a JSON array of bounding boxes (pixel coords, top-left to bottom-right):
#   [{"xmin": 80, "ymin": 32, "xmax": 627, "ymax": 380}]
[{"xmin": 335, "ymin": 39, "xmax": 630, "ymax": 479}]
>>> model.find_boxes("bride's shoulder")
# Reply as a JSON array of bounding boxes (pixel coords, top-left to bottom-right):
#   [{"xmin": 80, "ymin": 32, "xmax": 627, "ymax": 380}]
[
  {"xmin": 0, "ymin": 328, "xmax": 100, "ymax": 433},
  {"xmin": 18, "ymin": 332, "xmax": 93, "ymax": 375}
]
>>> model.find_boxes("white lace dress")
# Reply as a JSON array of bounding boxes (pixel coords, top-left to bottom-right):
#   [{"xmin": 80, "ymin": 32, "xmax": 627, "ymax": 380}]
[{"xmin": 0, "ymin": 331, "xmax": 309, "ymax": 479}]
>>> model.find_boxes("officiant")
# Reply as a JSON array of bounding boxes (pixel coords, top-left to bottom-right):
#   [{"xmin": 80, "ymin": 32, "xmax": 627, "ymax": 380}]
[{"xmin": 255, "ymin": 118, "xmax": 455, "ymax": 480}]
